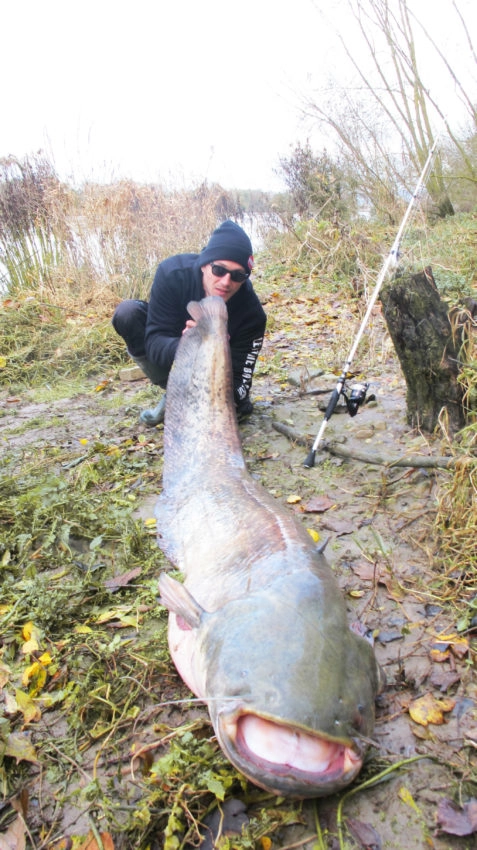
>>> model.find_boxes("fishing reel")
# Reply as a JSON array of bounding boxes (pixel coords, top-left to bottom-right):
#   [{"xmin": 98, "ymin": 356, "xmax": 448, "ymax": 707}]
[{"xmin": 342, "ymin": 381, "xmax": 371, "ymax": 417}]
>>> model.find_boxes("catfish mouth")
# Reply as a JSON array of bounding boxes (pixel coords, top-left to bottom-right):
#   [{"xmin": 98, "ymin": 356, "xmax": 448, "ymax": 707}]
[{"xmin": 217, "ymin": 712, "xmax": 363, "ymax": 798}]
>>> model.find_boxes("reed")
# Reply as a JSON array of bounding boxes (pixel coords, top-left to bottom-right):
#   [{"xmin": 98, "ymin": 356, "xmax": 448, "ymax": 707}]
[{"xmin": 0, "ymin": 153, "xmax": 243, "ymax": 309}]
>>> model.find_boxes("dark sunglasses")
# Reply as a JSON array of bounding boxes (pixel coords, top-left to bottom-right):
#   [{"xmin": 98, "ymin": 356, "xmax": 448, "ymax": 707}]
[{"xmin": 210, "ymin": 263, "xmax": 248, "ymax": 284}]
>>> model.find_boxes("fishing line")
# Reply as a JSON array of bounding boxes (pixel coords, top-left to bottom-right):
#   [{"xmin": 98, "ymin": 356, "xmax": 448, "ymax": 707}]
[{"xmin": 303, "ymin": 139, "xmax": 441, "ymax": 469}]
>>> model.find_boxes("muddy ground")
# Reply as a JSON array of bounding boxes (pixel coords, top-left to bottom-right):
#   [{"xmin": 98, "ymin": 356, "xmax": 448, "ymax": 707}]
[{"xmin": 1, "ymin": 331, "xmax": 476, "ymax": 849}]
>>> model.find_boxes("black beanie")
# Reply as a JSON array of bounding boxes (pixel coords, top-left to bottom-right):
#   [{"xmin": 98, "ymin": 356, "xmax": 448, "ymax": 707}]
[{"xmin": 199, "ymin": 220, "xmax": 254, "ymax": 275}]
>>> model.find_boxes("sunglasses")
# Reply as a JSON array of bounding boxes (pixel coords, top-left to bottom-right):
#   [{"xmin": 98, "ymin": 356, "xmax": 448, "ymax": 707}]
[{"xmin": 210, "ymin": 263, "xmax": 249, "ymax": 284}]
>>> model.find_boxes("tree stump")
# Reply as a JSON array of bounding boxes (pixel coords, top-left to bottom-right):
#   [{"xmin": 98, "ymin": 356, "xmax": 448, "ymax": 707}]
[{"xmin": 380, "ymin": 267, "xmax": 465, "ymax": 434}]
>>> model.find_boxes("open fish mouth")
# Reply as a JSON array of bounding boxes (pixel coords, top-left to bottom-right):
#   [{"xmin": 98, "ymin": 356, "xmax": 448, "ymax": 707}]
[{"xmin": 217, "ymin": 712, "xmax": 363, "ymax": 798}]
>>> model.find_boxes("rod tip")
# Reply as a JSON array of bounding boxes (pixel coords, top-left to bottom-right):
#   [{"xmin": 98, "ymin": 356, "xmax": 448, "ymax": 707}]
[{"xmin": 303, "ymin": 450, "xmax": 316, "ymax": 469}]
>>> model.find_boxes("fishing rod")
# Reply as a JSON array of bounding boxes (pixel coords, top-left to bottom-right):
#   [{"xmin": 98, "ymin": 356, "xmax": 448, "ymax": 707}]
[{"xmin": 303, "ymin": 139, "xmax": 440, "ymax": 469}]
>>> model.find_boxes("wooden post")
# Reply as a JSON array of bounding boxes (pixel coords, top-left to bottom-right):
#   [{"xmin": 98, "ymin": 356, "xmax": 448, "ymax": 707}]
[{"xmin": 380, "ymin": 267, "xmax": 465, "ymax": 434}]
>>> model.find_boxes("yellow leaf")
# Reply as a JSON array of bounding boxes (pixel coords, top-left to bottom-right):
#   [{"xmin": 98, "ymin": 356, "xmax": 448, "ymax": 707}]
[
  {"xmin": 21, "ymin": 638, "xmax": 40, "ymax": 655},
  {"xmin": 0, "ymin": 356, "xmax": 7, "ymax": 369},
  {"xmin": 307, "ymin": 528, "xmax": 320, "ymax": 542},
  {"xmin": 409, "ymin": 693, "xmax": 455, "ymax": 726},
  {"xmin": 430, "ymin": 646, "xmax": 450, "ymax": 662},
  {"xmin": 4, "ymin": 732, "xmax": 38, "ymax": 764},
  {"xmin": 261, "ymin": 838, "xmax": 272, "ymax": 850},
  {"xmin": 15, "ymin": 689, "xmax": 41, "ymax": 723},
  {"xmin": 21, "ymin": 661, "xmax": 47, "ymax": 695},
  {"xmin": 79, "ymin": 438, "xmax": 89, "ymax": 445},
  {"xmin": 435, "ymin": 633, "xmax": 469, "ymax": 657},
  {"xmin": 21, "ymin": 623, "xmax": 42, "ymax": 655},
  {"xmin": 349, "ymin": 589, "xmax": 365, "ymax": 598},
  {"xmin": 74, "ymin": 624, "xmax": 93, "ymax": 634},
  {"xmin": 38, "ymin": 651, "xmax": 53, "ymax": 666},
  {"xmin": 287, "ymin": 494, "xmax": 301, "ymax": 504},
  {"xmin": 144, "ymin": 517, "xmax": 157, "ymax": 528},
  {"xmin": 398, "ymin": 785, "xmax": 422, "ymax": 815},
  {"xmin": 21, "ymin": 622, "xmax": 37, "ymax": 641}
]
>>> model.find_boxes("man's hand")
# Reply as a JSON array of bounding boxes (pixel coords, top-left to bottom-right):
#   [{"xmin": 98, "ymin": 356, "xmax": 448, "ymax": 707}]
[{"xmin": 182, "ymin": 319, "xmax": 197, "ymax": 335}]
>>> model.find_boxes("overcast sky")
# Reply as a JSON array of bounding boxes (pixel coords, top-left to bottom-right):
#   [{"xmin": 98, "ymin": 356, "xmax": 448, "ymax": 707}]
[{"xmin": 2, "ymin": 0, "xmax": 476, "ymax": 191}]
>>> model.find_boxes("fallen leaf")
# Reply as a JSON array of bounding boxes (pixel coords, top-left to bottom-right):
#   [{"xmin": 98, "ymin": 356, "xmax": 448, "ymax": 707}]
[
  {"xmin": 449, "ymin": 637, "xmax": 469, "ymax": 659},
  {"xmin": 21, "ymin": 622, "xmax": 42, "ymax": 654},
  {"xmin": 10, "ymin": 788, "xmax": 29, "ymax": 819},
  {"xmin": 0, "ymin": 661, "xmax": 11, "ymax": 688},
  {"xmin": 306, "ymin": 528, "xmax": 320, "ymax": 543},
  {"xmin": 287, "ymin": 494, "xmax": 301, "ymax": 504},
  {"xmin": 347, "ymin": 817, "xmax": 382, "ymax": 849},
  {"xmin": 15, "ymin": 689, "xmax": 41, "ymax": 723},
  {"xmin": 435, "ymin": 633, "xmax": 469, "ymax": 658},
  {"xmin": 77, "ymin": 831, "xmax": 115, "ymax": 850},
  {"xmin": 143, "ymin": 517, "xmax": 157, "ymax": 528},
  {"xmin": 21, "ymin": 638, "xmax": 40, "ymax": 655},
  {"xmin": 74, "ymin": 624, "xmax": 93, "ymax": 634},
  {"xmin": 104, "ymin": 567, "xmax": 142, "ymax": 592},
  {"xmin": 0, "ymin": 816, "xmax": 26, "ymax": 850},
  {"xmin": 398, "ymin": 786, "xmax": 422, "ymax": 816},
  {"xmin": 302, "ymin": 495, "xmax": 336, "ymax": 513},
  {"xmin": 4, "ymin": 732, "xmax": 38, "ymax": 764},
  {"xmin": 21, "ymin": 661, "xmax": 48, "ymax": 695},
  {"xmin": 351, "ymin": 561, "xmax": 383, "ymax": 582},
  {"xmin": 409, "ymin": 693, "xmax": 455, "ymax": 726},
  {"xmin": 320, "ymin": 516, "xmax": 354, "ymax": 535},
  {"xmin": 429, "ymin": 669, "xmax": 461, "ymax": 692},
  {"xmin": 437, "ymin": 797, "xmax": 477, "ymax": 837},
  {"xmin": 94, "ymin": 606, "xmax": 133, "ymax": 624},
  {"xmin": 430, "ymin": 645, "xmax": 450, "ymax": 662}
]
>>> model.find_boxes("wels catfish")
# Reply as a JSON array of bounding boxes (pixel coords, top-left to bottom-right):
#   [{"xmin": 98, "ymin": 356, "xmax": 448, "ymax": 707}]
[{"xmin": 156, "ymin": 296, "xmax": 382, "ymax": 798}]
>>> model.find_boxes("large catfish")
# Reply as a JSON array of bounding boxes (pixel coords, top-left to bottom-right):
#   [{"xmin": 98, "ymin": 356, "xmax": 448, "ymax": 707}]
[{"xmin": 156, "ymin": 296, "xmax": 382, "ymax": 798}]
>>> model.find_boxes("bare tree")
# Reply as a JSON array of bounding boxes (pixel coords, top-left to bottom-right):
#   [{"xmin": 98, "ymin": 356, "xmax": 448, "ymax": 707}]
[{"xmin": 305, "ymin": 0, "xmax": 476, "ymax": 218}]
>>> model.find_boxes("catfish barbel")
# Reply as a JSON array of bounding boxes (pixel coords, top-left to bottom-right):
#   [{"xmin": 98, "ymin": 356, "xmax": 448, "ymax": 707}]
[{"xmin": 156, "ymin": 295, "xmax": 382, "ymax": 798}]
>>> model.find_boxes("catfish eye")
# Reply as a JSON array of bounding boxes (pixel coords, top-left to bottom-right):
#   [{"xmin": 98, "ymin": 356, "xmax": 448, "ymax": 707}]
[{"xmin": 352, "ymin": 705, "xmax": 366, "ymax": 731}]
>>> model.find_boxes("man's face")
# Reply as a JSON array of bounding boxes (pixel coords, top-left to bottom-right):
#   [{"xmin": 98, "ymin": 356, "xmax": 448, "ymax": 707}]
[{"xmin": 201, "ymin": 261, "xmax": 248, "ymax": 302}]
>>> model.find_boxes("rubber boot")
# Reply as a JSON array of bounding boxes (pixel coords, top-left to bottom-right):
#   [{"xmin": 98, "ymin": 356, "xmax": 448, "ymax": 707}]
[
  {"xmin": 139, "ymin": 394, "xmax": 167, "ymax": 426},
  {"xmin": 129, "ymin": 355, "xmax": 167, "ymax": 426},
  {"xmin": 130, "ymin": 354, "xmax": 166, "ymax": 385}
]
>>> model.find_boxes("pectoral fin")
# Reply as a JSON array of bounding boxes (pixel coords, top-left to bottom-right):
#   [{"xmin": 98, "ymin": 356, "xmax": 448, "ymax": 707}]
[{"xmin": 158, "ymin": 573, "xmax": 204, "ymax": 629}]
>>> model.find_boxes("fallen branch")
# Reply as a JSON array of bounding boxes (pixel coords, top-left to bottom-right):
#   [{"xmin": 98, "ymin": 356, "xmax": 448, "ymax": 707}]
[{"xmin": 271, "ymin": 420, "xmax": 457, "ymax": 469}]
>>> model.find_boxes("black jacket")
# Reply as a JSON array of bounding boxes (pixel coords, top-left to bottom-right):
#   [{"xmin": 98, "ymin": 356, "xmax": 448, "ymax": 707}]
[{"xmin": 144, "ymin": 253, "xmax": 266, "ymax": 403}]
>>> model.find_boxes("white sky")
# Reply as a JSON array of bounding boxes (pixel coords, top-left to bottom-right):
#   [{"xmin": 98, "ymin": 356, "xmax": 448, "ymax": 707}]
[{"xmin": 2, "ymin": 0, "xmax": 476, "ymax": 191}]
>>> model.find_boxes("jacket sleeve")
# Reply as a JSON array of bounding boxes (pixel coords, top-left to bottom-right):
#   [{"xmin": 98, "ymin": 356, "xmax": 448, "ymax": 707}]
[
  {"xmin": 230, "ymin": 315, "xmax": 266, "ymax": 403},
  {"xmin": 143, "ymin": 265, "xmax": 190, "ymax": 370}
]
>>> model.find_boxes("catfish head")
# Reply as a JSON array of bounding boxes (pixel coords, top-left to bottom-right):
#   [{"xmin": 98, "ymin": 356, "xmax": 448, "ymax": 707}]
[{"xmin": 159, "ymin": 571, "xmax": 382, "ymax": 798}]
